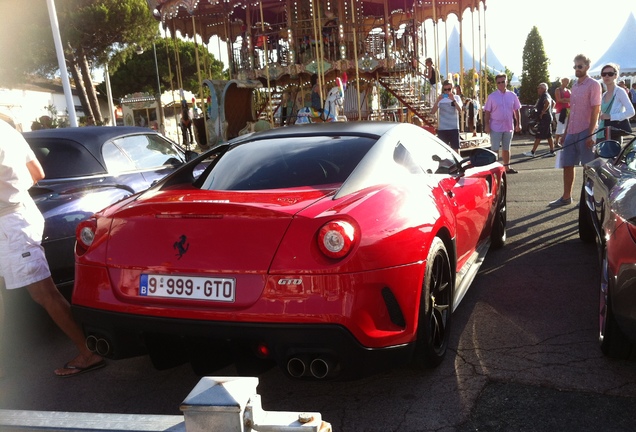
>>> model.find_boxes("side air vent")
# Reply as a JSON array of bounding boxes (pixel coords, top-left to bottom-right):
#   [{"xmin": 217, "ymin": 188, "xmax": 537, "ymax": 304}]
[{"xmin": 381, "ymin": 287, "xmax": 406, "ymax": 328}]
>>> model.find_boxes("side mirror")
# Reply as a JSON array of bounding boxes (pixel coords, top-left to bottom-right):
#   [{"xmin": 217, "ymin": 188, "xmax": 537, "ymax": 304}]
[
  {"xmin": 185, "ymin": 150, "xmax": 199, "ymax": 162},
  {"xmin": 595, "ymin": 140, "xmax": 621, "ymax": 159},
  {"xmin": 459, "ymin": 148, "xmax": 498, "ymax": 171}
]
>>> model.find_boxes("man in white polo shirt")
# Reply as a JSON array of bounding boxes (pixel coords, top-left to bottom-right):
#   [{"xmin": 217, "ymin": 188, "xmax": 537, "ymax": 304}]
[{"xmin": 0, "ymin": 119, "xmax": 103, "ymax": 377}]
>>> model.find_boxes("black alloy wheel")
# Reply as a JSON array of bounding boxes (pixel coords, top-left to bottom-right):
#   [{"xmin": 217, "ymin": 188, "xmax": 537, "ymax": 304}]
[{"xmin": 413, "ymin": 237, "xmax": 453, "ymax": 368}]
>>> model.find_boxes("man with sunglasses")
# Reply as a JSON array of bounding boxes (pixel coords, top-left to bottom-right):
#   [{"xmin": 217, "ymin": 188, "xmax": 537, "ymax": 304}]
[
  {"xmin": 431, "ymin": 80, "xmax": 463, "ymax": 151},
  {"xmin": 483, "ymin": 74, "xmax": 522, "ymax": 173},
  {"xmin": 550, "ymin": 54, "xmax": 601, "ymax": 206}
]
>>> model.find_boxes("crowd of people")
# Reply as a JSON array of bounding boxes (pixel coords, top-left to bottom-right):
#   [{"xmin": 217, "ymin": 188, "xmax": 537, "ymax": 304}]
[{"xmin": 419, "ymin": 53, "xmax": 634, "ymax": 203}]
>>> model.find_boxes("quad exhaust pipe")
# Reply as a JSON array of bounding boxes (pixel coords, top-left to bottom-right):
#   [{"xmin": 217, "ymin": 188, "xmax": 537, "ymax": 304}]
[
  {"xmin": 86, "ymin": 335, "xmax": 111, "ymax": 356},
  {"xmin": 286, "ymin": 355, "xmax": 336, "ymax": 379}
]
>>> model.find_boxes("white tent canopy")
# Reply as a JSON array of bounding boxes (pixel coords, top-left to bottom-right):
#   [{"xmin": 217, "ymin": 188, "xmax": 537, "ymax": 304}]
[
  {"xmin": 437, "ymin": 27, "xmax": 511, "ymax": 82},
  {"xmin": 589, "ymin": 12, "xmax": 636, "ymax": 78}
]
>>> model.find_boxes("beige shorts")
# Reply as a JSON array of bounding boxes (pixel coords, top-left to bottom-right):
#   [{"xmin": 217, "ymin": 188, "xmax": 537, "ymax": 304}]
[
  {"xmin": 0, "ymin": 203, "xmax": 51, "ymax": 289},
  {"xmin": 556, "ymin": 117, "xmax": 568, "ymax": 135}
]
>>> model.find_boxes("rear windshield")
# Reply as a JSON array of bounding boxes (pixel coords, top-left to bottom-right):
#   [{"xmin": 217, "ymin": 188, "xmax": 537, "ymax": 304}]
[
  {"xmin": 200, "ymin": 135, "xmax": 375, "ymax": 190},
  {"xmin": 27, "ymin": 138, "xmax": 106, "ymax": 178}
]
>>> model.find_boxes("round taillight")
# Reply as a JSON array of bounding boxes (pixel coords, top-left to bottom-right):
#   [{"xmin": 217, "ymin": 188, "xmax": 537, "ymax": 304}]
[
  {"xmin": 318, "ymin": 220, "xmax": 356, "ymax": 259},
  {"xmin": 76, "ymin": 218, "xmax": 97, "ymax": 254},
  {"xmin": 79, "ymin": 226, "xmax": 95, "ymax": 247}
]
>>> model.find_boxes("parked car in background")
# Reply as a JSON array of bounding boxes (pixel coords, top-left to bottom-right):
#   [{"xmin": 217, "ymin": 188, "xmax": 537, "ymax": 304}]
[
  {"xmin": 24, "ymin": 126, "xmax": 196, "ymax": 292},
  {"xmin": 579, "ymin": 137, "xmax": 636, "ymax": 359},
  {"xmin": 71, "ymin": 122, "xmax": 507, "ymax": 380}
]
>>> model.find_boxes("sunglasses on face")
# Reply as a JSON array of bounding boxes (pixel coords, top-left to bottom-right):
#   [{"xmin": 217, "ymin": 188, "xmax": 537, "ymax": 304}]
[
  {"xmin": 443, "ymin": 87, "xmax": 452, "ymax": 91},
  {"xmin": 573, "ymin": 64, "xmax": 585, "ymax": 70},
  {"xmin": 496, "ymin": 81, "xmax": 506, "ymax": 84},
  {"xmin": 601, "ymin": 71, "xmax": 616, "ymax": 77}
]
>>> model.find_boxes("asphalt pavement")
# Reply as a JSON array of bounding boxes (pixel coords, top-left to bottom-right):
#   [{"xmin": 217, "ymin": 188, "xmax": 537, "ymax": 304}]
[{"xmin": 1, "ymin": 133, "xmax": 636, "ymax": 431}]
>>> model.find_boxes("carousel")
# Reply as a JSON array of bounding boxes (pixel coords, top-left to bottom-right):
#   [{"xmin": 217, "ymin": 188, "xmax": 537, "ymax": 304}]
[{"xmin": 148, "ymin": 0, "xmax": 492, "ymax": 151}]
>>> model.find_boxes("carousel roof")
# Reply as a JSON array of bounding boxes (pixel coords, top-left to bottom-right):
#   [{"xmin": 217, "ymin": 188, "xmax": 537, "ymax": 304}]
[{"xmin": 148, "ymin": 0, "xmax": 486, "ymax": 43}]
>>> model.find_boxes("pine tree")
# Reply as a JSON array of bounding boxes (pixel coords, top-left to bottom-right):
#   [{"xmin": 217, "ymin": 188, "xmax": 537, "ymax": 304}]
[{"xmin": 519, "ymin": 27, "xmax": 550, "ymax": 104}]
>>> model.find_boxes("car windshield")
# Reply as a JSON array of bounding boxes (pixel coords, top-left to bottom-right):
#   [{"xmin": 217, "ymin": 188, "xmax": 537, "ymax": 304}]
[
  {"xmin": 200, "ymin": 135, "xmax": 375, "ymax": 190},
  {"xmin": 110, "ymin": 134, "xmax": 184, "ymax": 171},
  {"xmin": 27, "ymin": 138, "xmax": 106, "ymax": 179}
]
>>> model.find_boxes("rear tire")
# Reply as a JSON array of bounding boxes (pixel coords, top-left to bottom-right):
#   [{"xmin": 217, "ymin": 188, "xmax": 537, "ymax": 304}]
[
  {"xmin": 490, "ymin": 176, "xmax": 507, "ymax": 249},
  {"xmin": 413, "ymin": 237, "xmax": 453, "ymax": 368},
  {"xmin": 599, "ymin": 246, "xmax": 634, "ymax": 359},
  {"xmin": 578, "ymin": 186, "xmax": 596, "ymax": 244}
]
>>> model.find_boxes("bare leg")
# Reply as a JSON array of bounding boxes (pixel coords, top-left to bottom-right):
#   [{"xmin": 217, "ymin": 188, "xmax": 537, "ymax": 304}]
[
  {"xmin": 502, "ymin": 149, "xmax": 511, "ymax": 168},
  {"xmin": 563, "ymin": 166, "xmax": 575, "ymax": 200},
  {"xmin": 531, "ymin": 138, "xmax": 540, "ymax": 153},
  {"xmin": 26, "ymin": 277, "xmax": 102, "ymax": 374}
]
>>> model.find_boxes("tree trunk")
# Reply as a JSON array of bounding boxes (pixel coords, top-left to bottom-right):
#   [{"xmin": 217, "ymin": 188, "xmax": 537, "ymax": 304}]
[
  {"xmin": 67, "ymin": 51, "xmax": 93, "ymax": 121},
  {"xmin": 78, "ymin": 46, "xmax": 102, "ymax": 124}
]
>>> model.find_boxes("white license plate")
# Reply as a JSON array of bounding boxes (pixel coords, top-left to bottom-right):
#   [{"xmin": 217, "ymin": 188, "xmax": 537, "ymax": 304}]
[{"xmin": 139, "ymin": 274, "xmax": 235, "ymax": 302}]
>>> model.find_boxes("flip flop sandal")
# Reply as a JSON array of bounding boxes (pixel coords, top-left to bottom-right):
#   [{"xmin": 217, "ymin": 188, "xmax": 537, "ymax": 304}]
[{"xmin": 55, "ymin": 360, "xmax": 106, "ymax": 378}]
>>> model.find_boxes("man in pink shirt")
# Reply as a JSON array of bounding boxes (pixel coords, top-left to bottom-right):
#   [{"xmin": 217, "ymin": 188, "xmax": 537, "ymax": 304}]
[
  {"xmin": 550, "ymin": 54, "xmax": 601, "ymax": 206},
  {"xmin": 484, "ymin": 74, "xmax": 522, "ymax": 173}
]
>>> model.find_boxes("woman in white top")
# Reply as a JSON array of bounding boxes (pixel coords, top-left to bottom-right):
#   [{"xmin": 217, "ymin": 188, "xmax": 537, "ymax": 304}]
[
  {"xmin": 431, "ymin": 80, "xmax": 463, "ymax": 151},
  {"xmin": 598, "ymin": 63, "xmax": 634, "ymax": 143}
]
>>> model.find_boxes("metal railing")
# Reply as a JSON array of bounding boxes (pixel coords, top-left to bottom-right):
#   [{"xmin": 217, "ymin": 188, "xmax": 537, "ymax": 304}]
[{"xmin": 0, "ymin": 376, "xmax": 332, "ymax": 432}]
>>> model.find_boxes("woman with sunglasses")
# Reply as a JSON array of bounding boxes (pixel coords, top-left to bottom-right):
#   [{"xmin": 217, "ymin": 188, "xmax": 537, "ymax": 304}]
[
  {"xmin": 597, "ymin": 63, "xmax": 634, "ymax": 142},
  {"xmin": 430, "ymin": 80, "xmax": 463, "ymax": 151}
]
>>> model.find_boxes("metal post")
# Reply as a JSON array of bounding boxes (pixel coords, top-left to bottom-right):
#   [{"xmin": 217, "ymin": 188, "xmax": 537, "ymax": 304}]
[
  {"xmin": 104, "ymin": 63, "xmax": 116, "ymax": 126},
  {"xmin": 46, "ymin": 0, "xmax": 77, "ymax": 127}
]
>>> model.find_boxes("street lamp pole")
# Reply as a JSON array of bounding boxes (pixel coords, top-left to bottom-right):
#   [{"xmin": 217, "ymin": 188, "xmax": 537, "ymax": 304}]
[{"xmin": 104, "ymin": 63, "xmax": 116, "ymax": 126}]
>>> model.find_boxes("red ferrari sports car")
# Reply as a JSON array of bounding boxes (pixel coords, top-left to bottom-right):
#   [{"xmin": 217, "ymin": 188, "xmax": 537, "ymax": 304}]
[{"xmin": 72, "ymin": 122, "xmax": 506, "ymax": 379}]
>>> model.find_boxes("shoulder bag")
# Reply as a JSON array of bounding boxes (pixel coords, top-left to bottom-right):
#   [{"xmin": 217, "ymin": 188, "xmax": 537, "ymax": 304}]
[{"xmin": 604, "ymin": 92, "xmax": 632, "ymax": 137}]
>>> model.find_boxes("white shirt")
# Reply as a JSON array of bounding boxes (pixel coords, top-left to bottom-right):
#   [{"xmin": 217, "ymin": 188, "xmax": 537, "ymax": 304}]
[{"xmin": 0, "ymin": 119, "xmax": 38, "ymax": 213}]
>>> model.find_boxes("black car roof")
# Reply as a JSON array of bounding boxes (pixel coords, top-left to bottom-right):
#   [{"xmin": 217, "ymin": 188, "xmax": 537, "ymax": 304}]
[
  {"xmin": 23, "ymin": 126, "xmax": 165, "ymax": 167},
  {"xmin": 23, "ymin": 126, "xmax": 159, "ymax": 148}
]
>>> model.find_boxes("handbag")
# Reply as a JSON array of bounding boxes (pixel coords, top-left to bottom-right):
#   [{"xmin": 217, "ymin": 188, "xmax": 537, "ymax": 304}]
[
  {"xmin": 606, "ymin": 118, "xmax": 632, "ymax": 136},
  {"xmin": 558, "ymin": 108, "xmax": 567, "ymax": 123},
  {"xmin": 603, "ymin": 92, "xmax": 633, "ymax": 137}
]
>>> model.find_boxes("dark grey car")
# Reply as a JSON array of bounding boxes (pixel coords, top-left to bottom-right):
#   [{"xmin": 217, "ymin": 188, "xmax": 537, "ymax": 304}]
[
  {"xmin": 24, "ymin": 126, "xmax": 194, "ymax": 291},
  {"xmin": 579, "ymin": 137, "xmax": 636, "ymax": 359}
]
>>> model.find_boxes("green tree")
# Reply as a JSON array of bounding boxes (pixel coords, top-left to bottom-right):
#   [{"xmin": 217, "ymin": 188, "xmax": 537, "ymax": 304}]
[
  {"xmin": 104, "ymin": 38, "xmax": 226, "ymax": 101},
  {"xmin": 0, "ymin": 0, "xmax": 159, "ymax": 123},
  {"xmin": 519, "ymin": 26, "xmax": 550, "ymax": 104}
]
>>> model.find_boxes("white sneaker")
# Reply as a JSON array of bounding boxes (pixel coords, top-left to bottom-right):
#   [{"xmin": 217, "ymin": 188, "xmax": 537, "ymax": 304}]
[{"xmin": 523, "ymin": 151, "xmax": 535, "ymax": 157}]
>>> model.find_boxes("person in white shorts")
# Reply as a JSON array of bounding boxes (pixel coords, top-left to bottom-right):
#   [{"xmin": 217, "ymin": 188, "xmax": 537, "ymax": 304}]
[{"xmin": 0, "ymin": 119, "xmax": 103, "ymax": 378}]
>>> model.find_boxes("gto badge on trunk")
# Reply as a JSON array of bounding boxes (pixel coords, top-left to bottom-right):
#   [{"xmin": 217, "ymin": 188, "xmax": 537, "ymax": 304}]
[{"xmin": 278, "ymin": 278, "xmax": 302, "ymax": 285}]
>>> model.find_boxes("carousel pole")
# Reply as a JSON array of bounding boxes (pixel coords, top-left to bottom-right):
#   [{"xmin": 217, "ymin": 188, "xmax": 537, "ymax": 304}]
[
  {"xmin": 482, "ymin": 1, "xmax": 489, "ymax": 93},
  {"xmin": 192, "ymin": 16, "xmax": 209, "ymax": 146},
  {"xmin": 478, "ymin": 2, "xmax": 485, "ymax": 105},
  {"xmin": 164, "ymin": 35, "xmax": 180, "ymax": 145},
  {"xmin": 459, "ymin": 17, "xmax": 464, "ymax": 88},
  {"xmin": 172, "ymin": 22, "xmax": 184, "ymax": 90},
  {"xmin": 478, "ymin": 1, "xmax": 485, "ymax": 136},
  {"xmin": 443, "ymin": 21, "xmax": 448, "ymax": 81},
  {"xmin": 458, "ymin": 13, "xmax": 465, "ymax": 133},
  {"xmin": 259, "ymin": 1, "xmax": 274, "ymax": 126},
  {"xmin": 350, "ymin": 0, "xmax": 362, "ymax": 120},
  {"xmin": 311, "ymin": 0, "xmax": 324, "ymax": 103},
  {"xmin": 222, "ymin": 3, "xmax": 234, "ymax": 78},
  {"xmin": 432, "ymin": 0, "xmax": 439, "ymax": 94},
  {"xmin": 472, "ymin": 0, "xmax": 476, "ymax": 93}
]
